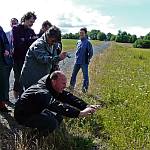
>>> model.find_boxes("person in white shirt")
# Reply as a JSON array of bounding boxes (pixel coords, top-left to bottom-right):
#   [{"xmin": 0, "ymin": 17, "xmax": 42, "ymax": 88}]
[{"xmin": 6, "ymin": 18, "xmax": 19, "ymax": 52}]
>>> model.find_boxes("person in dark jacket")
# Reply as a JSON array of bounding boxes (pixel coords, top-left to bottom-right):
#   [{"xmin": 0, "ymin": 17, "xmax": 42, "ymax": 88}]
[
  {"xmin": 38, "ymin": 20, "xmax": 62, "ymax": 55},
  {"xmin": 69, "ymin": 27, "xmax": 93, "ymax": 93},
  {"xmin": 0, "ymin": 26, "xmax": 12, "ymax": 112},
  {"xmin": 20, "ymin": 26, "xmax": 67, "ymax": 90},
  {"xmin": 38, "ymin": 20, "xmax": 52, "ymax": 38},
  {"xmin": 14, "ymin": 71, "xmax": 99, "ymax": 136},
  {"xmin": 12, "ymin": 12, "xmax": 37, "ymax": 99}
]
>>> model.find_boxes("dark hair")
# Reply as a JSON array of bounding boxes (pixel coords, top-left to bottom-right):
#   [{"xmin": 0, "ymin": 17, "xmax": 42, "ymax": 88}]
[
  {"xmin": 80, "ymin": 27, "xmax": 87, "ymax": 34},
  {"xmin": 21, "ymin": 11, "xmax": 37, "ymax": 23},
  {"xmin": 11, "ymin": 18, "xmax": 18, "ymax": 23},
  {"xmin": 42, "ymin": 20, "xmax": 52, "ymax": 28},
  {"xmin": 50, "ymin": 71, "xmax": 64, "ymax": 80},
  {"xmin": 46, "ymin": 26, "xmax": 61, "ymax": 41}
]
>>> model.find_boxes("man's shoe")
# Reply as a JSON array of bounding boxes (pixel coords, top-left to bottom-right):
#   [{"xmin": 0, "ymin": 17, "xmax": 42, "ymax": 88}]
[{"xmin": 82, "ymin": 88, "xmax": 88, "ymax": 93}]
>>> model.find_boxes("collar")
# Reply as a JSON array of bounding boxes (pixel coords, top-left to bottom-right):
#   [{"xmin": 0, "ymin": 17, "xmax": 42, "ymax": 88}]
[{"xmin": 81, "ymin": 37, "xmax": 87, "ymax": 41}]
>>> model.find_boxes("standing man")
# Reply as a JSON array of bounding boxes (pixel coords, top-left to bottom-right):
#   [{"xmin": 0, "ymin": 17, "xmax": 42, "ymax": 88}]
[
  {"xmin": 6, "ymin": 18, "xmax": 19, "ymax": 52},
  {"xmin": 12, "ymin": 12, "xmax": 37, "ymax": 99},
  {"xmin": 69, "ymin": 27, "xmax": 93, "ymax": 93},
  {"xmin": 0, "ymin": 26, "xmax": 12, "ymax": 112},
  {"xmin": 14, "ymin": 71, "xmax": 100, "ymax": 136},
  {"xmin": 38, "ymin": 20, "xmax": 52, "ymax": 38}
]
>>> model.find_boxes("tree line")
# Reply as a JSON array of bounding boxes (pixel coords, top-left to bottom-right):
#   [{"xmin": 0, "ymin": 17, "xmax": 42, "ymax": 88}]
[{"xmin": 62, "ymin": 30, "xmax": 150, "ymax": 48}]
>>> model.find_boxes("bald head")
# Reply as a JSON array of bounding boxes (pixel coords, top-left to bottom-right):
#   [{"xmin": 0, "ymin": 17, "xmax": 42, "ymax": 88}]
[{"xmin": 50, "ymin": 71, "xmax": 67, "ymax": 93}]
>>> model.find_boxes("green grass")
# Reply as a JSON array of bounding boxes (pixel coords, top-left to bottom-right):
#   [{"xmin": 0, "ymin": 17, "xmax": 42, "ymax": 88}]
[
  {"xmin": 62, "ymin": 39, "xmax": 102, "ymax": 51},
  {"xmin": 88, "ymin": 43, "xmax": 150, "ymax": 149}
]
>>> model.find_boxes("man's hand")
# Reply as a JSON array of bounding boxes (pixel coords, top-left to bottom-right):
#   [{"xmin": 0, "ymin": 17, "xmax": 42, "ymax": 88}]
[
  {"xmin": 4, "ymin": 50, "xmax": 9, "ymax": 56},
  {"xmin": 79, "ymin": 107, "xmax": 96, "ymax": 117},
  {"xmin": 89, "ymin": 105, "xmax": 102, "ymax": 110},
  {"xmin": 59, "ymin": 52, "xmax": 68, "ymax": 60}
]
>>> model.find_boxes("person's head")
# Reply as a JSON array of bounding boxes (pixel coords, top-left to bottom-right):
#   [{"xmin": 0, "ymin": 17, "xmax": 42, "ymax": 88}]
[
  {"xmin": 10, "ymin": 18, "xmax": 18, "ymax": 28},
  {"xmin": 50, "ymin": 71, "xmax": 67, "ymax": 93},
  {"xmin": 79, "ymin": 27, "xmax": 87, "ymax": 39},
  {"xmin": 45, "ymin": 26, "xmax": 61, "ymax": 45},
  {"xmin": 42, "ymin": 20, "xmax": 52, "ymax": 32},
  {"xmin": 21, "ymin": 12, "xmax": 37, "ymax": 28}
]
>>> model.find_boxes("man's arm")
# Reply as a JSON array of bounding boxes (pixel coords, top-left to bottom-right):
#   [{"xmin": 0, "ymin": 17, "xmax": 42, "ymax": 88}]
[
  {"xmin": 1, "ymin": 28, "xmax": 10, "ymax": 51},
  {"xmin": 32, "ymin": 43, "xmax": 61, "ymax": 64},
  {"xmin": 46, "ymin": 94, "xmax": 81, "ymax": 118},
  {"xmin": 57, "ymin": 90, "xmax": 88, "ymax": 110},
  {"xmin": 87, "ymin": 41, "xmax": 93, "ymax": 60}
]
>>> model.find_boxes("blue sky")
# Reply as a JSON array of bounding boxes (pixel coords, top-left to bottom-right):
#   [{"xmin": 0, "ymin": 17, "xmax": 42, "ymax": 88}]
[{"xmin": 0, "ymin": 0, "xmax": 149, "ymax": 36}]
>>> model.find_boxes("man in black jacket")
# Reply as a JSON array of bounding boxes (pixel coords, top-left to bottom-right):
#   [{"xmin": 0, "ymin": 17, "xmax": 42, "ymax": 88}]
[{"xmin": 14, "ymin": 71, "xmax": 99, "ymax": 136}]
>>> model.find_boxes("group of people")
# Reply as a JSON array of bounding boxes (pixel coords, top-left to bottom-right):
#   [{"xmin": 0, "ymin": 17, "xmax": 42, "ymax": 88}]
[{"xmin": 0, "ymin": 11, "xmax": 99, "ymax": 136}]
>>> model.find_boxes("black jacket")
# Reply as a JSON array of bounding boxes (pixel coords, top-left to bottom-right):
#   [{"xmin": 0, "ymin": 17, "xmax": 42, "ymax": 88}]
[
  {"xmin": 12, "ymin": 24, "xmax": 36, "ymax": 61},
  {"xmin": 14, "ymin": 75, "xmax": 88, "ymax": 123}
]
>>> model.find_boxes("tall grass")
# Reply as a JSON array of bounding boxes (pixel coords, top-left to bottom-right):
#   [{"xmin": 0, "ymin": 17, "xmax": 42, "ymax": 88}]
[{"xmin": 89, "ymin": 42, "xmax": 150, "ymax": 149}]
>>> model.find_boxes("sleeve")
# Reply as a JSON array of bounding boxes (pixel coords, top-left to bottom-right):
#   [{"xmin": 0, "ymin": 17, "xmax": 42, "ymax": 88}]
[
  {"xmin": 87, "ymin": 41, "xmax": 93, "ymax": 60},
  {"xmin": 44, "ymin": 94, "xmax": 81, "ymax": 118},
  {"xmin": 12, "ymin": 26, "xmax": 21, "ymax": 49},
  {"xmin": 32, "ymin": 43, "xmax": 61, "ymax": 64},
  {"xmin": 26, "ymin": 29, "xmax": 37, "ymax": 46},
  {"xmin": 57, "ymin": 90, "xmax": 88, "ymax": 110},
  {"xmin": 1, "ymin": 27, "xmax": 10, "ymax": 51}
]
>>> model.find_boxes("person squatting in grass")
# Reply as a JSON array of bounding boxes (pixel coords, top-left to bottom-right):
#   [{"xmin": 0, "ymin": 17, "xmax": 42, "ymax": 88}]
[
  {"xmin": 69, "ymin": 27, "xmax": 93, "ymax": 93},
  {"xmin": 14, "ymin": 71, "xmax": 100, "ymax": 137}
]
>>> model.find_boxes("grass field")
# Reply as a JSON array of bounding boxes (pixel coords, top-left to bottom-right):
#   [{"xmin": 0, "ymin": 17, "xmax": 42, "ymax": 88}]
[
  {"xmin": 62, "ymin": 39, "xmax": 102, "ymax": 51},
  {"xmin": 88, "ymin": 42, "xmax": 150, "ymax": 149},
  {"xmin": 63, "ymin": 42, "xmax": 150, "ymax": 149}
]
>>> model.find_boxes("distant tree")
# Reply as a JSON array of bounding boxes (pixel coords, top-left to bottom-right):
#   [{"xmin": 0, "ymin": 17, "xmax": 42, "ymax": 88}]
[
  {"xmin": 143, "ymin": 32, "xmax": 150, "ymax": 40},
  {"xmin": 131, "ymin": 35, "xmax": 137, "ymax": 43},
  {"xmin": 133, "ymin": 37, "xmax": 150, "ymax": 48},
  {"xmin": 97, "ymin": 32, "xmax": 106, "ymax": 41},
  {"xmin": 110, "ymin": 35, "xmax": 116, "ymax": 41},
  {"xmin": 106, "ymin": 33, "xmax": 112, "ymax": 41},
  {"xmin": 88, "ymin": 30, "xmax": 100, "ymax": 40}
]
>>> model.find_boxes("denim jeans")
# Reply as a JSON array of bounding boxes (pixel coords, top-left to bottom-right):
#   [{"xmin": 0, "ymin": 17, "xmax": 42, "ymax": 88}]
[{"xmin": 70, "ymin": 64, "xmax": 89, "ymax": 90}]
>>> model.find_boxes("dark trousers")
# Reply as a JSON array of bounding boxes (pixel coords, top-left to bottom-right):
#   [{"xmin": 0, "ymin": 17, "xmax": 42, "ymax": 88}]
[
  {"xmin": 21, "ymin": 110, "xmax": 63, "ymax": 137},
  {"xmin": 13, "ymin": 60, "xmax": 24, "ymax": 92},
  {"xmin": 0, "ymin": 55, "xmax": 12, "ymax": 101}
]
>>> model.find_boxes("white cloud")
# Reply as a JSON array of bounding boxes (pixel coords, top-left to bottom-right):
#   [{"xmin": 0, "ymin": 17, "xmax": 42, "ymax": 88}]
[
  {"xmin": 0, "ymin": 0, "xmax": 149, "ymax": 36},
  {"xmin": 0, "ymin": 0, "xmax": 115, "ymax": 34},
  {"xmin": 124, "ymin": 26, "xmax": 150, "ymax": 37}
]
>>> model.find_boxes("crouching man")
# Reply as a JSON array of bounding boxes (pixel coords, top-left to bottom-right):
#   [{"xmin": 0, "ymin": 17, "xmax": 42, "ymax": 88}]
[{"xmin": 14, "ymin": 71, "xmax": 99, "ymax": 136}]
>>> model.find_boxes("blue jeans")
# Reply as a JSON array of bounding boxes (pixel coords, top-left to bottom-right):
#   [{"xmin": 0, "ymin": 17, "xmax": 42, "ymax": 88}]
[{"xmin": 70, "ymin": 64, "xmax": 89, "ymax": 90}]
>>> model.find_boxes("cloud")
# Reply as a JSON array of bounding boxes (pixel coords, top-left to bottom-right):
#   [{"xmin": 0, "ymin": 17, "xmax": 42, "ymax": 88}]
[
  {"xmin": 0, "ymin": 0, "xmax": 115, "ymax": 34},
  {"xmin": 0, "ymin": 0, "xmax": 149, "ymax": 36},
  {"xmin": 124, "ymin": 26, "xmax": 150, "ymax": 37}
]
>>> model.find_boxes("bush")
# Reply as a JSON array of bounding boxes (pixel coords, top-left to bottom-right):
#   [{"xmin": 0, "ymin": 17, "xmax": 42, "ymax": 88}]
[{"xmin": 133, "ymin": 39, "xmax": 150, "ymax": 48}]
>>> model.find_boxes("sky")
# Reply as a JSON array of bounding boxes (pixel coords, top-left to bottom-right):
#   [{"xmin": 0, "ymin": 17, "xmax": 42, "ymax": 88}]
[{"xmin": 0, "ymin": 0, "xmax": 149, "ymax": 37}]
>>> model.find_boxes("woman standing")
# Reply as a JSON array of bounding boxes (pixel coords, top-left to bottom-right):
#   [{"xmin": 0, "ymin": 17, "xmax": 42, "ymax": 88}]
[{"xmin": 0, "ymin": 26, "xmax": 12, "ymax": 112}]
